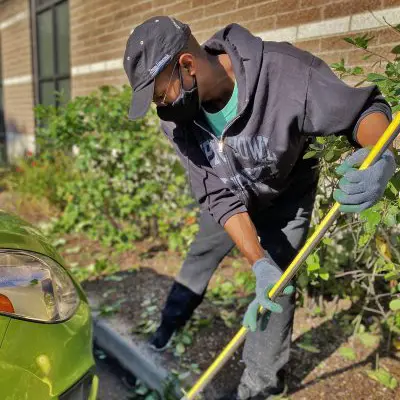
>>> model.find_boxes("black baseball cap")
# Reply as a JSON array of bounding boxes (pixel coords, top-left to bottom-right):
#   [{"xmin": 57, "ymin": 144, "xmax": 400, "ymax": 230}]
[{"xmin": 123, "ymin": 16, "xmax": 191, "ymax": 120}]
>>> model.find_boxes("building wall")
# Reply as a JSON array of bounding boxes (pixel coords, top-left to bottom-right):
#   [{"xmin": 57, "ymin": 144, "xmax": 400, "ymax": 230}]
[
  {"xmin": 0, "ymin": 0, "xmax": 35, "ymax": 137},
  {"xmin": 0, "ymin": 0, "xmax": 399, "ymax": 134},
  {"xmin": 69, "ymin": 0, "xmax": 400, "ymax": 97}
]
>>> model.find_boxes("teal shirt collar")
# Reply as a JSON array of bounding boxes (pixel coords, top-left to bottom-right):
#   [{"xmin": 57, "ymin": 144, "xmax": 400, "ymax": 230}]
[{"xmin": 203, "ymin": 80, "xmax": 238, "ymax": 138}]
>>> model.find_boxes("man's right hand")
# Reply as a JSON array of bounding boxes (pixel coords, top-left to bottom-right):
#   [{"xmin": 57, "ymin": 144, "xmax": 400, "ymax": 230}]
[{"xmin": 242, "ymin": 258, "xmax": 294, "ymax": 332}]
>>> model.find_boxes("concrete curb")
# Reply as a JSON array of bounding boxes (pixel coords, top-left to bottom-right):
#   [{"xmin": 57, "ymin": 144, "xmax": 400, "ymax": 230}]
[{"xmin": 92, "ymin": 315, "xmax": 181, "ymax": 398}]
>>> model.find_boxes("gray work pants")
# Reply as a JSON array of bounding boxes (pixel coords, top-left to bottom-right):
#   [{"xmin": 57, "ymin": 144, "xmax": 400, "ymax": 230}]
[{"xmin": 175, "ymin": 165, "xmax": 318, "ymax": 399}]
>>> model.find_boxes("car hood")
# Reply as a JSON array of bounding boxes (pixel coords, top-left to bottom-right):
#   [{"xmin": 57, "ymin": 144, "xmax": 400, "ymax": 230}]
[{"xmin": 0, "ymin": 210, "xmax": 63, "ymax": 264}]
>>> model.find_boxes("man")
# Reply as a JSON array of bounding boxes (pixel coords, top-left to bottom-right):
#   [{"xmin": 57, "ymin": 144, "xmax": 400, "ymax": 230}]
[{"xmin": 123, "ymin": 17, "xmax": 395, "ymax": 399}]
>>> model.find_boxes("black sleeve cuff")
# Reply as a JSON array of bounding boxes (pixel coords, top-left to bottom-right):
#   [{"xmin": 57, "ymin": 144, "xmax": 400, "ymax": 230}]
[
  {"xmin": 218, "ymin": 205, "xmax": 248, "ymax": 226},
  {"xmin": 352, "ymin": 102, "xmax": 392, "ymax": 145}
]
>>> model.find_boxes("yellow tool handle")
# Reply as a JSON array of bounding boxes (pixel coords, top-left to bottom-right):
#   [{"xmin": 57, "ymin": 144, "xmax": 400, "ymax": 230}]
[{"xmin": 181, "ymin": 113, "xmax": 400, "ymax": 400}]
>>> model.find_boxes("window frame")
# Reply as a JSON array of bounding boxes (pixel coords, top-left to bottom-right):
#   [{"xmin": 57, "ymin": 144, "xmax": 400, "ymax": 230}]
[
  {"xmin": 0, "ymin": 42, "xmax": 6, "ymax": 163},
  {"xmin": 31, "ymin": 0, "xmax": 70, "ymax": 107},
  {"xmin": 0, "ymin": 40, "xmax": 3, "ymax": 112}
]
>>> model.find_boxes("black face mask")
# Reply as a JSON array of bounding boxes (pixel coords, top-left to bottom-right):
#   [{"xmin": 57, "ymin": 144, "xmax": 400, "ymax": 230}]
[{"xmin": 157, "ymin": 67, "xmax": 200, "ymax": 124}]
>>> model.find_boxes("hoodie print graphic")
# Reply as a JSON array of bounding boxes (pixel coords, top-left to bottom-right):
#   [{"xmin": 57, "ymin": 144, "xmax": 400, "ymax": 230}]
[{"xmin": 199, "ymin": 135, "xmax": 279, "ymax": 197}]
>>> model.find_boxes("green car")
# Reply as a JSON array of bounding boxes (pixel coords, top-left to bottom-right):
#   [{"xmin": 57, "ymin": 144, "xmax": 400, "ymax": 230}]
[{"xmin": 0, "ymin": 211, "xmax": 98, "ymax": 400}]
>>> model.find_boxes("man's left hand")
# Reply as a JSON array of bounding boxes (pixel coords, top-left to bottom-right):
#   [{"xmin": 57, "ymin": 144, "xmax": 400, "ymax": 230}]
[{"xmin": 333, "ymin": 147, "xmax": 396, "ymax": 213}]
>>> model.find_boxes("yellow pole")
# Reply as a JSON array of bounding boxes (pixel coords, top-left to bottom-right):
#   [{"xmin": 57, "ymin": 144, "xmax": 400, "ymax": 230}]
[{"xmin": 181, "ymin": 113, "xmax": 400, "ymax": 400}]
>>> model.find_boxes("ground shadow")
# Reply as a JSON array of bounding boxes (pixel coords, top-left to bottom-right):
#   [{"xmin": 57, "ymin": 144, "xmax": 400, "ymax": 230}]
[{"xmin": 287, "ymin": 299, "xmax": 393, "ymax": 395}]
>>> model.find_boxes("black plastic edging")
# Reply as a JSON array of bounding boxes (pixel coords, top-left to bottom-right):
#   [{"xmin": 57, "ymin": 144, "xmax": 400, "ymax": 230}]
[{"xmin": 93, "ymin": 316, "xmax": 182, "ymax": 398}]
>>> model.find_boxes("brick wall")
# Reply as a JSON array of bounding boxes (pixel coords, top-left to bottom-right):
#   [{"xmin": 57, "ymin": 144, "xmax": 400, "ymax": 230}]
[
  {"xmin": 70, "ymin": 0, "xmax": 155, "ymax": 96},
  {"xmin": 0, "ymin": 0, "xmax": 35, "ymax": 136},
  {"xmin": 297, "ymin": 25, "xmax": 399, "ymax": 66},
  {"xmin": 69, "ymin": 0, "xmax": 400, "ymax": 97},
  {"xmin": 0, "ymin": 0, "xmax": 399, "ymax": 133}
]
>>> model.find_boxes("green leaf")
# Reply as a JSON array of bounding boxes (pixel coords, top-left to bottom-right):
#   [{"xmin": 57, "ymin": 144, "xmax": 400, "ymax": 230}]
[
  {"xmin": 390, "ymin": 299, "xmax": 400, "ymax": 311},
  {"xmin": 176, "ymin": 343, "xmax": 185, "ymax": 355},
  {"xmin": 306, "ymin": 253, "xmax": 320, "ymax": 272},
  {"xmin": 344, "ymin": 37, "xmax": 356, "ymax": 46},
  {"xmin": 351, "ymin": 66, "xmax": 364, "ymax": 75},
  {"xmin": 385, "ymin": 271, "xmax": 400, "ymax": 281},
  {"xmin": 366, "ymin": 368, "xmax": 398, "ymax": 390},
  {"xmin": 360, "ymin": 209, "xmax": 381, "ymax": 232},
  {"xmin": 358, "ymin": 333, "xmax": 379, "ymax": 348},
  {"xmin": 322, "ymin": 237, "xmax": 333, "ymax": 246},
  {"xmin": 296, "ymin": 342, "xmax": 320, "ymax": 353},
  {"xmin": 85, "ymin": 263, "xmax": 95, "ymax": 273},
  {"xmin": 358, "ymin": 233, "xmax": 371, "ymax": 247},
  {"xmin": 297, "ymin": 272, "xmax": 309, "ymax": 288},
  {"xmin": 134, "ymin": 384, "xmax": 149, "ymax": 395},
  {"xmin": 331, "ymin": 58, "xmax": 346, "ymax": 72},
  {"xmin": 391, "ymin": 44, "xmax": 400, "ymax": 54},
  {"xmin": 309, "ymin": 143, "xmax": 324, "ymax": 151},
  {"xmin": 178, "ymin": 371, "xmax": 191, "ymax": 381},
  {"xmin": 181, "ymin": 334, "xmax": 192, "ymax": 345},
  {"xmin": 307, "ymin": 263, "xmax": 320, "ymax": 272},
  {"xmin": 383, "ymin": 207, "xmax": 398, "ymax": 227},
  {"xmin": 367, "ymin": 73, "xmax": 387, "ymax": 82},
  {"xmin": 195, "ymin": 318, "xmax": 212, "ymax": 328},
  {"xmin": 303, "ymin": 151, "xmax": 317, "ymax": 159},
  {"xmin": 142, "ymin": 320, "xmax": 158, "ymax": 334},
  {"xmin": 338, "ymin": 346, "xmax": 356, "ymax": 361},
  {"xmin": 324, "ymin": 150, "xmax": 335, "ymax": 162},
  {"xmin": 146, "ymin": 305, "xmax": 158, "ymax": 313},
  {"xmin": 102, "ymin": 288, "xmax": 117, "ymax": 298},
  {"xmin": 51, "ymin": 238, "xmax": 66, "ymax": 248},
  {"xmin": 319, "ymin": 270, "xmax": 330, "ymax": 281}
]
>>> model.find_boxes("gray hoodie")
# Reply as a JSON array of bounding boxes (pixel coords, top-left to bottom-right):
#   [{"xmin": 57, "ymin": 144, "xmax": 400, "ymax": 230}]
[{"xmin": 161, "ymin": 24, "xmax": 391, "ymax": 226}]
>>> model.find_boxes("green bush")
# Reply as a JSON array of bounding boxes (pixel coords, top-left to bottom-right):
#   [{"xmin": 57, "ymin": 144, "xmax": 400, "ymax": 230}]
[
  {"xmin": 298, "ymin": 26, "xmax": 400, "ymax": 336},
  {"xmin": 5, "ymin": 151, "xmax": 77, "ymax": 206},
  {"xmin": 31, "ymin": 85, "xmax": 198, "ymax": 250}
]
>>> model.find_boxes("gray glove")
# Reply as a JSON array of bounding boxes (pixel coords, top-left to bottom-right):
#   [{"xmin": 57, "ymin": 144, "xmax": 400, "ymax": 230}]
[
  {"xmin": 243, "ymin": 258, "xmax": 294, "ymax": 332},
  {"xmin": 333, "ymin": 147, "xmax": 396, "ymax": 213}
]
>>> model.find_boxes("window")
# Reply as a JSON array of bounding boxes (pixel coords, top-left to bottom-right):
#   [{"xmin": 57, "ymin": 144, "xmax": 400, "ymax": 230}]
[
  {"xmin": 0, "ymin": 49, "xmax": 3, "ymax": 112},
  {"xmin": 0, "ymin": 48, "xmax": 6, "ymax": 164},
  {"xmin": 33, "ymin": 0, "xmax": 70, "ymax": 107}
]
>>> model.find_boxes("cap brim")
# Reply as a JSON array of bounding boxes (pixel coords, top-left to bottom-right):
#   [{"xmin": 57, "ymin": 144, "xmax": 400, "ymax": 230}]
[{"xmin": 128, "ymin": 80, "xmax": 155, "ymax": 120}]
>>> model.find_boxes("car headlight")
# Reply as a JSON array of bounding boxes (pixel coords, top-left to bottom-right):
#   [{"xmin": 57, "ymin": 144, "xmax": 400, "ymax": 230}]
[{"xmin": 0, "ymin": 250, "xmax": 79, "ymax": 323}]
